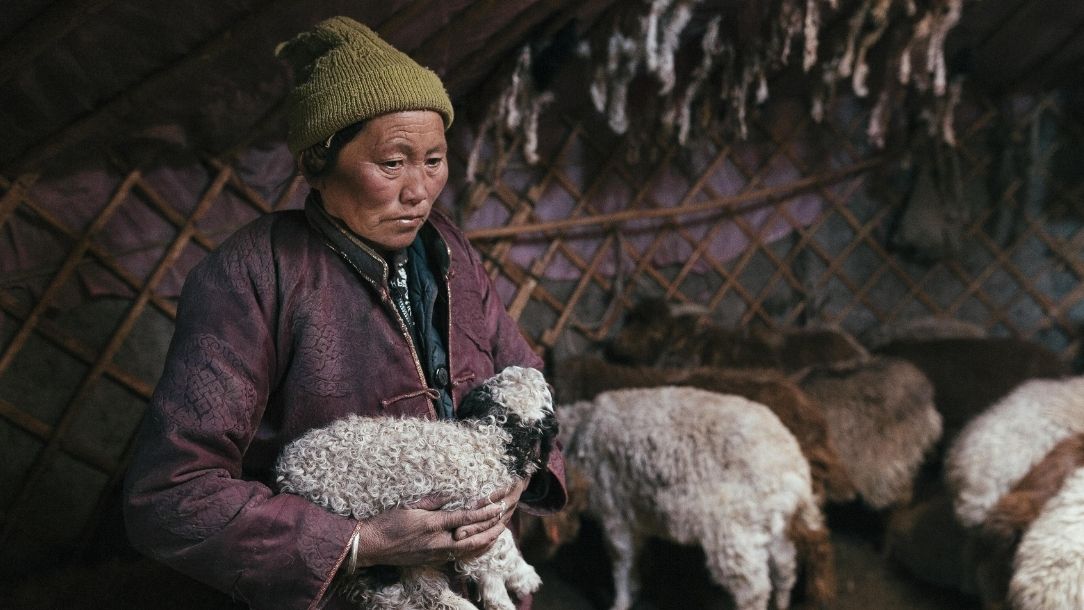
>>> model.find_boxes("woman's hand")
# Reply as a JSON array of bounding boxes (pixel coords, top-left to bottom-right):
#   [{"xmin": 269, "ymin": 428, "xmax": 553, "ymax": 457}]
[
  {"xmin": 454, "ymin": 478, "xmax": 529, "ymax": 542},
  {"xmin": 352, "ymin": 479, "xmax": 528, "ymax": 567}
]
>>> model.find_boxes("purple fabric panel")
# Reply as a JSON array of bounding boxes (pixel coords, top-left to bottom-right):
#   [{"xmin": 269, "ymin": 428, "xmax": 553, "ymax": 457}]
[{"xmin": 2, "ymin": 143, "xmax": 306, "ymax": 302}]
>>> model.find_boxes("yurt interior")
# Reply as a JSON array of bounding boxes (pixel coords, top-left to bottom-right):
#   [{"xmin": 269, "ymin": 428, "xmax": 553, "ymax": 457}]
[{"xmin": 2, "ymin": 1, "xmax": 1083, "ymax": 609}]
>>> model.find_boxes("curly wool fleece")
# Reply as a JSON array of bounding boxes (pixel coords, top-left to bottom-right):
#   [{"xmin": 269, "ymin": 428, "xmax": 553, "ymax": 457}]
[
  {"xmin": 278, "ymin": 415, "xmax": 520, "ymax": 518},
  {"xmin": 275, "ymin": 365, "xmax": 554, "ymax": 519}
]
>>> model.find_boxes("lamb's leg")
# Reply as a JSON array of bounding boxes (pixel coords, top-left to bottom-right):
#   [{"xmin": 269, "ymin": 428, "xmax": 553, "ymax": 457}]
[
  {"xmin": 601, "ymin": 517, "xmax": 643, "ymax": 610},
  {"xmin": 494, "ymin": 529, "xmax": 542, "ymax": 599},
  {"xmin": 458, "ymin": 529, "xmax": 541, "ymax": 610}
]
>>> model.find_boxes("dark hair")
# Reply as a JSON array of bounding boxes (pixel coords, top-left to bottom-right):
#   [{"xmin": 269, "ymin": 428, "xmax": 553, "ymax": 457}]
[{"xmin": 297, "ymin": 120, "xmax": 368, "ymax": 180}]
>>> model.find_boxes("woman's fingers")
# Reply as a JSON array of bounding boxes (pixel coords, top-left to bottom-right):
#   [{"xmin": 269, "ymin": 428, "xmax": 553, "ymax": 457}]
[
  {"xmin": 452, "ymin": 514, "xmax": 502, "ymax": 541},
  {"xmin": 442, "ymin": 499, "xmax": 501, "ymax": 530},
  {"xmin": 408, "ymin": 493, "xmax": 453, "ymax": 511}
]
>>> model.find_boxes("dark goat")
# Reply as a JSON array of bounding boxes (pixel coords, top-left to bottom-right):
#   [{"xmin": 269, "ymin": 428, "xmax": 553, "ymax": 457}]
[
  {"xmin": 606, "ymin": 297, "xmax": 866, "ymax": 372},
  {"xmin": 875, "ymin": 337, "xmax": 1070, "ymax": 450}
]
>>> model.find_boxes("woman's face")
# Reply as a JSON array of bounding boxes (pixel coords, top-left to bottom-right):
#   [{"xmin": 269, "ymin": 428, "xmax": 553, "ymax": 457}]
[{"xmin": 315, "ymin": 110, "xmax": 449, "ymax": 252}]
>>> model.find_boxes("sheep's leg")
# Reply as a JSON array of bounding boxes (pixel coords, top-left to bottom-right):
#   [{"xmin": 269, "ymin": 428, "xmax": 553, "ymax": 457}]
[
  {"xmin": 601, "ymin": 518, "xmax": 643, "ymax": 610},
  {"xmin": 702, "ymin": 532, "xmax": 772, "ymax": 610},
  {"xmin": 766, "ymin": 534, "xmax": 798, "ymax": 610},
  {"xmin": 473, "ymin": 572, "xmax": 517, "ymax": 610},
  {"xmin": 458, "ymin": 529, "xmax": 541, "ymax": 610},
  {"xmin": 501, "ymin": 546, "xmax": 542, "ymax": 599}
]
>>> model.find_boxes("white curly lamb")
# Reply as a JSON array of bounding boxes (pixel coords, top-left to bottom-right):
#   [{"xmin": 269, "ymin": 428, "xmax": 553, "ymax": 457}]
[
  {"xmin": 275, "ymin": 366, "xmax": 557, "ymax": 610},
  {"xmin": 1009, "ymin": 465, "xmax": 1084, "ymax": 609},
  {"xmin": 945, "ymin": 375, "xmax": 1084, "ymax": 529},
  {"xmin": 558, "ymin": 386, "xmax": 834, "ymax": 610}
]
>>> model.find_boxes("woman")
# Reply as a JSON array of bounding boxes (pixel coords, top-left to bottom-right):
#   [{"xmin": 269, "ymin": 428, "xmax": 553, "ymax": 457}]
[{"xmin": 123, "ymin": 16, "xmax": 566, "ymax": 610}]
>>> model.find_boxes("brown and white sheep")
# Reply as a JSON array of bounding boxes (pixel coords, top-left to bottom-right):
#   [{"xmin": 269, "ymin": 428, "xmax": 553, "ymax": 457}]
[
  {"xmin": 555, "ymin": 386, "xmax": 834, "ymax": 610},
  {"xmin": 552, "ymin": 354, "xmax": 856, "ymax": 505},
  {"xmin": 885, "ymin": 435, "xmax": 1084, "ymax": 606},
  {"xmin": 945, "ymin": 376, "xmax": 1084, "ymax": 531},
  {"xmin": 799, "ymin": 356, "xmax": 942, "ymax": 510},
  {"xmin": 1008, "ymin": 463, "xmax": 1084, "ymax": 610},
  {"xmin": 972, "ymin": 433, "xmax": 1084, "ymax": 609}
]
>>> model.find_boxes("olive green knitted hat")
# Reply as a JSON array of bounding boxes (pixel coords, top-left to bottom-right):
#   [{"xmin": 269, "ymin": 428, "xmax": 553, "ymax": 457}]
[{"xmin": 275, "ymin": 16, "xmax": 454, "ymax": 155}]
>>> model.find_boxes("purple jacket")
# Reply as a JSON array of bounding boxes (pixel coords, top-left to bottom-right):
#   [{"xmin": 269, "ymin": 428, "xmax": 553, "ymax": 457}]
[{"xmin": 123, "ymin": 200, "xmax": 566, "ymax": 609}]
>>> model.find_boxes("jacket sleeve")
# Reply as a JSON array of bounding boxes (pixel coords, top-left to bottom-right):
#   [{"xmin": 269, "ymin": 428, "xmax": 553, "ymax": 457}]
[
  {"xmin": 462, "ymin": 237, "xmax": 567, "ymax": 516},
  {"xmin": 123, "ymin": 222, "xmax": 356, "ymax": 610}
]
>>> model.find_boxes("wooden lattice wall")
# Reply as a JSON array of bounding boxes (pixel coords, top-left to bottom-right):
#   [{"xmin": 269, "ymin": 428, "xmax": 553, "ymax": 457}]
[
  {"xmin": 0, "ymin": 91, "xmax": 1081, "ymax": 572},
  {"xmin": 464, "ymin": 93, "xmax": 1084, "ymax": 359}
]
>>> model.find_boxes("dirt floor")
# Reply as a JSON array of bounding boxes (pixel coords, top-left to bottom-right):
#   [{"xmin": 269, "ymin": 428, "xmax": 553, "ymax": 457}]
[
  {"xmin": 1, "ymin": 509, "xmax": 980, "ymax": 610},
  {"xmin": 531, "ymin": 515, "xmax": 981, "ymax": 610}
]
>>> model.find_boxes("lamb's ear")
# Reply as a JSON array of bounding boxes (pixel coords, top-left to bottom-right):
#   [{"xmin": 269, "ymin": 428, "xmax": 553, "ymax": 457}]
[{"xmin": 537, "ymin": 411, "xmax": 559, "ymax": 466}]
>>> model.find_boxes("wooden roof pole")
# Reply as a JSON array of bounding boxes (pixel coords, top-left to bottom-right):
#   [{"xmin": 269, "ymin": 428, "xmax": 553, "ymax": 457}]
[{"xmin": 465, "ymin": 157, "xmax": 884, "ymax": 240}]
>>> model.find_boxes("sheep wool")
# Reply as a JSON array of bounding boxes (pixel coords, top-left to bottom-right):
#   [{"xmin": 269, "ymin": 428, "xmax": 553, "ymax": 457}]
[
  {"xmin": 276, "ymin": 365, "xmax": 555, "ymax": 610},
  {"xmin": 800, "ymin": 356, "xmax": 941, "ymax": 509},
  {"xmin": 1008, "ymin": 465, "xmax": 1084, "ymax": 610},
  {"xmin": 559, "ymin": 386, "xmax": 833, "ymax": 610},
  {"xmin": 551, "ymin": 354, "xmax": 856, "ymax": 505},
  {"xmin": 945, "ymin": 375, "xmax": 1084, "ymax": 528}
]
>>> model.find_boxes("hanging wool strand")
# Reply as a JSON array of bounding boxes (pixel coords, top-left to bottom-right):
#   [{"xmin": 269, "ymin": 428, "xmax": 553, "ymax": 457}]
[
  {"xmin": 467, "ymin": 0, "xmax": 973, "ymax": 174},
  {"xmin": 466, "ymin": 45, "xmax": 554, "ymax": 186}
]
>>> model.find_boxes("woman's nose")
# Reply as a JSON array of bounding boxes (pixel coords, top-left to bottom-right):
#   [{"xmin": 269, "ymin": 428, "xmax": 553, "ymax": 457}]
[{"xmin": 401, "ymin": 164, "xmax": 427, "ymax": 206}]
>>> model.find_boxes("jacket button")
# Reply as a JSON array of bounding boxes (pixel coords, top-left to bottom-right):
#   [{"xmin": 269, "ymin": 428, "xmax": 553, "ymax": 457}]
[{"xmin": 434, "ymin": 365, "xmax": 450, "ymax": 388}]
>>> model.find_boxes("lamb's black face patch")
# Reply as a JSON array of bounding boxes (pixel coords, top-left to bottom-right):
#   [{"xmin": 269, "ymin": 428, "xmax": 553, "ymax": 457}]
[
  {"xmin": 457, "ymin": 380, "xmax": 558, "ymax": 476},
  {"xmin": 457, "ymin": 384, "xmax": 501, "ymax": 420},
  {"xmin": 503, "ymin": 412, "xmax": 559, "ymax": 476}
]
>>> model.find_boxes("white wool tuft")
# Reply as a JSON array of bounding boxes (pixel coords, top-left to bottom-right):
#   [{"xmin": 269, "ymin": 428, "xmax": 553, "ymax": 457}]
[{"xmin": 477, "ymin": 365, "xmax": 554, "ymax": 423}]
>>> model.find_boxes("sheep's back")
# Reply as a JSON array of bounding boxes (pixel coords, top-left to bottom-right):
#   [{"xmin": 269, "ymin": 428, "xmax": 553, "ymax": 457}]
[
  {"xmin": 946, "ymin": 375, "xmax": 1084, "ymax": 528},
  {"xmin": 876, "ymin": 337, "xmax": 1069, "ymax": 444},
  {"xmin": 276, "ymin": 415, "xmax": 514, "ymax": 519},
  {"xmin": 564, "ymin": 386, "xmax": 809, "ymax": 497},
  {"xmin": 800, "ymin": 356, "xmax": 941, "ymax": 509}
]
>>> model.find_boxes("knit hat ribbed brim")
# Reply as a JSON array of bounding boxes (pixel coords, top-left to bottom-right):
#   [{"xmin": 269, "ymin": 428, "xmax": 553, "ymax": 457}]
[{"xmin": 275, "ymin": 16, "xmax": 454, "ymax": 155}]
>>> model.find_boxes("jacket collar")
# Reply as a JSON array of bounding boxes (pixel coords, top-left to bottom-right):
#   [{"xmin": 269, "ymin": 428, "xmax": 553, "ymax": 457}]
[
  {"xmin": 304, "ymin": 191, "xmax": 451, "ymax": 288},
  {"xmin": 305, "ymin": 191, "xmax": 389, "ymax": 289}
]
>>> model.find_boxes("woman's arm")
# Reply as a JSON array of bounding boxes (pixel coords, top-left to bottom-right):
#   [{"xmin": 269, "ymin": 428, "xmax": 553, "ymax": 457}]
[{"xmin": 123, "ymin": 221, "xmax": 355, "ymax": 609}]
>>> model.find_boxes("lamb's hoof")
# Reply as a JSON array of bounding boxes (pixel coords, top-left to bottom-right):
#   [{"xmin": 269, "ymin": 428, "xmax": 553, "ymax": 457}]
[
  {"xmin": 507, "ymin": 568, "xmax": 542, "ymax": 597},
  {"xmin": 480, "ymin": 596, "xmax": 517, "ymax": 610}
]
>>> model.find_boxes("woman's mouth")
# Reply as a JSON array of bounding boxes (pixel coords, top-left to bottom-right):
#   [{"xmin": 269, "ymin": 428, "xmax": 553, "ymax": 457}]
[{"xmin": 390, "ymin": 215, "xmax": 425, "ymax": 229}]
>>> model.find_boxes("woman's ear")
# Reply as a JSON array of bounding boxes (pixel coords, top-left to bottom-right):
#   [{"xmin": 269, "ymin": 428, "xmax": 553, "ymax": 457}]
[{"xmin": 298, "ymin": 157, "xmax": 321, "ymax": 190}]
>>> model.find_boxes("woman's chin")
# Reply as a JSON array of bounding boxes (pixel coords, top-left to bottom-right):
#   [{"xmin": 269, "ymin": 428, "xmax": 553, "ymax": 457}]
[{"xmin": 371, "ymin": 230, "xmax": 421, "ymax": 252}]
